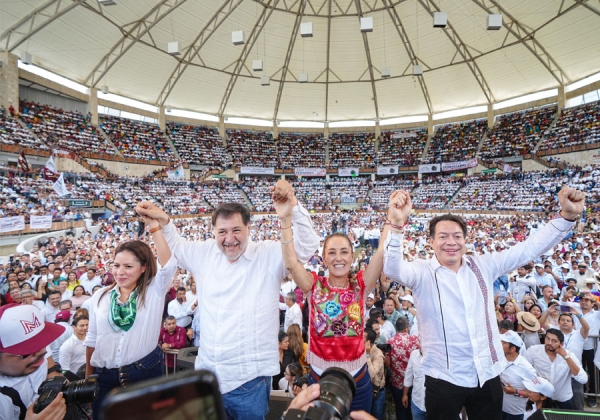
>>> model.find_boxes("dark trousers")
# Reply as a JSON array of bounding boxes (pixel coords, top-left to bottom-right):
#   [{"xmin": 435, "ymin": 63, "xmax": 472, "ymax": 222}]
[
  {"xmin": 425, "ymin": 375, "xmax": 502, "ymax": 420},
  {"xmin": 582, "ymin": 349, "xmax": 596, "ymax": 398},
  {"xmin": 391, "ymin": 386, "xmax": 412, "ymax": 420},
  {"xmin": 92, "ymin": 346, "xmax": 163, "ymax": 420}
]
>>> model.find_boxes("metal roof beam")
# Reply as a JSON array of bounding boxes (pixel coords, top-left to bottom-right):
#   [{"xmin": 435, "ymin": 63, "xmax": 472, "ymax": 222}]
[
  {"xmin": 324, "ymin": 0, "xmax": 332, "ymax": 122},
  {"xmin": 85, "ymin": 0, "xmax": 188, "ymax": 87},
  {"xmin": 156, "ymin": 0, "xmax": 244, "ymax": 106},
  {"xmin": 1, "ymin": 0, "xmax": 85, "ymax": 52},
  {"xmin": 418, "ymin": 0, "xmax": 494, "ymax": 104},
  {"xmin": 354, "ymin": 0, "xmax": 379, "ymax": 120},
  {"xmin": 381, "ymin": 0, "xmax": 432, "ymax": 114},
  {"xmin": 272, "ymin": 0, "xmax": 307, "ymax": 121},
  {"xmin": 218, "ymin": 0, "xmax": 282, "ymax": 116},
  {"xmin": 471, "ymin": 0, "xmax": 572, "ymax": 85}
]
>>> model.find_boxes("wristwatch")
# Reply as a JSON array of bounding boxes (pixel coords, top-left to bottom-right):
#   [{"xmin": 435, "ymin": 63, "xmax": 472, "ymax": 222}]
[
  {"xmin": 47, "ymin": 364, "xmax": 62, "ymax": 375},
  {"xmin": 563, "ymin": 354, "xmax": 571, "ymax": 360}
]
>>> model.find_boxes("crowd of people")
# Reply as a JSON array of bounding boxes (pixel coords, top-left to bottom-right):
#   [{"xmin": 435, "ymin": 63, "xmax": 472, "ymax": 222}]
[
  {"xmin": 377, "ymin": 129, "xmax": 428, "ymax": 167},
  {"xmin": 0, "ymin": 106, "xmax": 42, "ymax": 149},
  {"xmin": 540, "ymin": 100, "xmax": 600, "ymax": 151},
  {"xmin": 19, "ymin": 100, "xmax": 115, "ymax": 155},
  {"xmin": 226, "ymin": 129, "xmax": 279, "ymax": 168},
  {"xmin": 167, "ymin": 122, "xmax": 230, "ymax": 167},
  {"xmin": 277, "ymin": 132, "xmax": 326, "ymax": 169},
  {"xmin": 0, "ymin": 179, "xmax": 598, "ymax": 420},
  {"xmin": 422, "ymin": 118, "xmax": 488, "ymax": 164},
  {"xmin": 100, "ymin": 115, "xmax": 176, "ymax": 161},
  {"xmin": 328, "ymin": 132, "xmax": 377, "ymax": 169},
  {"xmin": 480, "ymin": 105, "xmax": 557, "ymax": 162}
]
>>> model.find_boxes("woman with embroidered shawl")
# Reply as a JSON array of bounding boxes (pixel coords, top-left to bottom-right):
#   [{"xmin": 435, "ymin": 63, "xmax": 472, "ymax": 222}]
[{"xmin": 278, "ymin": 190, "xmax": 404, "ymax": 412}]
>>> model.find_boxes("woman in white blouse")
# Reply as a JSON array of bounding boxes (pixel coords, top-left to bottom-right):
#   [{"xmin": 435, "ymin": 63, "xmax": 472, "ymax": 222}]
[{"xmin": 85, "ymin": 219, "xmax": 176, "ymax": 419}]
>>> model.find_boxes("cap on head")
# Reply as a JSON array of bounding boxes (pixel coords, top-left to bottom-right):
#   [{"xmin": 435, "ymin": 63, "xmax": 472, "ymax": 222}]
[
  {"xmin": 522, "ymin": 376, "xmax": 554, "ymax": 399},
  {"xmin": 500, "ymin": 330, "xmax": 524, "ymax": 348},
  {"xmin": 0, "ymin": 304, "xmax": 65, "ymax": 356}
]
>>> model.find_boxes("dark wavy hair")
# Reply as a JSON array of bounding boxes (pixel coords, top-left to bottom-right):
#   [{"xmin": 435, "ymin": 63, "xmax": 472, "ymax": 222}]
[{"xmin": 99, "ymin": 240, "xmax": 157, "ymax": 308}]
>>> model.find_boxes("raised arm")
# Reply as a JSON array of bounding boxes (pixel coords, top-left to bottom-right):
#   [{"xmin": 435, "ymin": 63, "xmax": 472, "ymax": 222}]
[
  {"xmin": 274, "ymin": 180, "xmax": 316, "ymax": 294},
  {"xmin": 383, "ymin": 191, "xmax": 420, "ymax": 289}
]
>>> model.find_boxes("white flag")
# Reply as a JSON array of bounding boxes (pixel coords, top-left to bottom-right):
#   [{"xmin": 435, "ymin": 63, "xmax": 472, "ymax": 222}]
[
  {"xmin": 45, "ymin": 155, "xmax": 57, "ymax": 173},
  {"xmin": 52, "ymin": 173, "xmax": 69, "ymax": 197},
  {"xmin": 166, "ymin": 165, "xmax": 185, "ymax": 180}
]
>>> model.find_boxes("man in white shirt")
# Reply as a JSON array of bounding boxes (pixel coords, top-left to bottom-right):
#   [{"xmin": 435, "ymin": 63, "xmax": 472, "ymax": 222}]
[
  {"xmin": 78, "ymin": 268, "xmax": 102, "ymax": 294},
  {"xmin": 136, "ymin": 180, "xmax": 319, "ymax": 420},
  {"xmin": 403, "ymin": 348, "xmax": 426, "ymax": 420},
  {"xmin": 20, "ymin": 289, "xmax": 45, "ymax": 310},
  {"xmin": 533, "ymin": 264, "xmax": 558, "ymax": 296},
  {"xmin": 59, "ymin": 315, "xmax": 88, "ymax": 375},
  {"xmin": 167, "ymin": 287, "xmax": 195, "ymax": 328},
  {"xmin": 41, "ymin": 289, "xmax": 62, "ymax": 323},
  {"xmin": 499, "ymin": 331, "xmax": 537, "ymax": 419},
  {"xmin": 509, "ymin": 264, "xmax": 537, "ymax": 303},
  {"xmin": 383, "ymin": 186, "xmax": 585, "ymax": 420},
  {"xmin": 370, "ymin": 308, "xmax": 396, "ymax": 341},
  {"xmin": 283, "ymin": 292, "xmax": 302, "ymax": 332},
  {"xmin": 573, "ymin": 292, "xmax": 600, "ymax": 408},
  {"xmin": 185, "ymin": 278, "xmax": 198, "ymax": 303},
  {"xmin": 559, "ymin": 308, "xmax": 589, "ymax": 410},
  {"xmin": 524, "ymin": 328, "xmax": 588, "ymax": 409}
]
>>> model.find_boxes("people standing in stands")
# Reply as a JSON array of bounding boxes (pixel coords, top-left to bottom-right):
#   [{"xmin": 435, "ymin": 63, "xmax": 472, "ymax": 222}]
[
  {"xmin": 135, "ymin": 180, "xmax": 319, "ymax": 420},
  {"xmin": 383, "ymin": 187, "xmax": 585, "ymax": 420},
  {"xmin": 85, "ymin": 230, "xmax": 176, "ymax": 419}
]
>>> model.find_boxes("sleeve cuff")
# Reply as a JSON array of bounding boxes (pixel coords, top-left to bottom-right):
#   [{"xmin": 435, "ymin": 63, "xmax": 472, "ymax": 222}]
[
  {"xmin": 157, "ymin": 255, "xmax": 177, "ymax": 271},
  {"xmin": 551, "ymin": 216, "xmax": 576, "ymax": 232},
  {"xmin": 292, "ymin": 202, "xmax": 310, "ymax": 218}
]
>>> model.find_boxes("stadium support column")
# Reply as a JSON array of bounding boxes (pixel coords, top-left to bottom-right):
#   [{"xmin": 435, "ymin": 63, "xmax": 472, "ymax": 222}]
[
  {"xmin": 273, "ymin": 120, "xmax": 279, "ymax": 139},
  {"xmin": 487, "ymin": 103, "xmax": 494, "ymax": 129},
  {"xmin": 557, "ymin": 85, "xmax": 566, "ymax": 115},
  {"xmin": 218, "ymin": 115, "xmax": 226, "ymax": 142},
  {"xmin": 88, "ymin": 87, "xmax": 99, "ymax": 125},
  {"xmin": 427, "ymin": 114, "xmax": 433, "ymax": 137},
  {"xmin": 375, "ymin": 120, "xmax": 380, "ymax": 138},
  {"xmin": 158, "ymin": 106, "xmax": 166, "ymax": 131},
  {"xmin": 0, "ymin": 52, "xmax": 19, "ymax": 112}
]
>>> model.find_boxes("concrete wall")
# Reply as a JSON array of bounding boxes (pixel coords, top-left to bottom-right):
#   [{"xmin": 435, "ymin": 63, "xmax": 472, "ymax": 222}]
[
  {"xmin": 546, "ymin": 149, "xmax": 598, "ymax": 166},
  {"xmin": 88, "ymin": 159, "xmax": 167, "ymax": 177},
  {"xmin": 55, "ymin": 157, "xmax": 90, "ymax": 173},
  {"xmin": 0, "ymin": 52, "xmax": 19, "ymax": 111},
  {"xmin": 523, "ymin": 159, "xmax": 550, "ymax": 172}
]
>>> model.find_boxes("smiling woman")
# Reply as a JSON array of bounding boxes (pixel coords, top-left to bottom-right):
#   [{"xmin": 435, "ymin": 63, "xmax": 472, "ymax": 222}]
[
  {"xmin": 85, "ymin": 227, "xmax": 177, "ymax": 419},
  {"xmin": 278, "ymin": 190, "xmax": 405, "ymax": 414}
]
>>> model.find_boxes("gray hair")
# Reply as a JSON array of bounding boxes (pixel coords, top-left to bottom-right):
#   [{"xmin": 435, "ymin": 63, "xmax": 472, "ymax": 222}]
[
  {"xmin": 286, "ymin": 292, "xmax": 297, "ymax": 303},
  {"xmin": 165, "ymin": 315, "xmax": 176, "ymax": 322},
  {"xmin": 20, "ymin": 289, "xmax": 35, "ymax": 297}
]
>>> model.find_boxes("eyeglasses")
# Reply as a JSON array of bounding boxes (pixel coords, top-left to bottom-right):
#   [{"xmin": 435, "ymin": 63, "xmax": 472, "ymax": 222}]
[{"xmin": 284, "ymin": 372, "xmax": 291, "ymax": 377}]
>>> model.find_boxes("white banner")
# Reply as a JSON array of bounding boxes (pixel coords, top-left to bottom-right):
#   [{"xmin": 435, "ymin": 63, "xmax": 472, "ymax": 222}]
[
  {"xmin": 0, "ymin": 216, "xmax": 25, "ymax": 233},
  {"xmin": 418, "ymin": 164, "xmax": 441, "ymax": 174},
  {"xmin": 338, "ymin": 168, "xmax": 360, "ymax": 177},
  {"xmin": 166, "ymin": 165, "xmax": 185, "ymax": 180},
  {"xmin": 592, "ymin": 153, "xmax": 600, "ymax": 165},
  {"xmin": 240, "ymin": 167, "xmax": 275, "ymax": 175},
  {"xmin": 294, "ymin": 167, "xmax": 326, "ymax": 177},
  {"xmin": 391, "ymin": 132, "xmax": 417, "ymax": 139},
  {"xmin": 503, "ymin": 163, "xmax": 514, "ymax": 173},
  {"xmin": 52, "ymin": 173, "xmax": 69, "ymax": 197},
  {"xmin": 441, "ymin": 158, "xmax": 478, "ymax": 172},
  {"xmin": 30, "ymin": 215, "xmax": 53, "ymax": 229},
  {"xmin": 376, "ymin": 165, "xmax": 399, "ymax": 175}
]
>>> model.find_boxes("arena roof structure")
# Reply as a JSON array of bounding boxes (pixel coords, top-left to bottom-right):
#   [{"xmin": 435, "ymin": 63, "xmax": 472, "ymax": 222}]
[{"xmin": 1, "ymin": 0, "xmax": 600, "ymax": 124}]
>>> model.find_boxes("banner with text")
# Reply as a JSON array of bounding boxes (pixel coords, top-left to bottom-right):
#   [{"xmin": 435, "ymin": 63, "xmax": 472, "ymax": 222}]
[
  {"xmin": 593, "ymin": 153, "xmax": 600, "ymax": 165},
  {"xmin": 240, "ymin": 167, "xmax": 275, "ymax": 175},
  {"xmin": 30, "ymin": 215, "xmax": 53, "ymax": 230},
  {"xmin": 376, "ymin": 165, "xmax": 399, "ymax": 175},
  {"xmin": 418, "ymin": 164, "xmax": 441, "ymax": 174},
  {"xmin": 295, "ymin": 167, "xmax": 326, "ymax": 177},
  {"xmin": 338, "ymin": 168, "xmax": 360, "ymax": 177},
  {"xmin": 441, "ymin": 158, "xmax": 478, "ymax": 172},
  {"xmin": 0, "ymin": 216, "xmax": 25, "ymax": 233}
]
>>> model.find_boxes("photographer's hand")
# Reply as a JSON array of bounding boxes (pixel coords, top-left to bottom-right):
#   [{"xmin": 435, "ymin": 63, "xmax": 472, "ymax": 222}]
[
  {"xmin": 26, "ymin": 392, "xmax": 66, "ymax": 420},
  {"xmin": 288, "ymin": 384, "xmax": 320, "ymax": 411},
  {"xmin": 350, "ymin": 411, "xmax": 377, "ymax": 420}
]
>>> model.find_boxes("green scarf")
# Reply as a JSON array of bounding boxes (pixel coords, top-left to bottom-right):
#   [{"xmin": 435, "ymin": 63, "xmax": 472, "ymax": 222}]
[{"xmin": 109, "ymin": 288, "xmax": 138, "ymax": 332}]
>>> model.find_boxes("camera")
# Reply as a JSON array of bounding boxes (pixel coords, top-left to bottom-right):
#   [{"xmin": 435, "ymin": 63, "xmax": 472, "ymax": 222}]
[
  {"xmin": 376, "ymin": 343, "xmax": 392, "ymax": 354},
  {"xmin": 283, "ymin": 367, "xmax": 356, "ymax": 420},
  {"xmin": 293, "ymin": 374, "xmax": 309, "ymax": 389},
  {"xmin": 34, "ymin": 374, "xmax": 99, "ymax": 414}
]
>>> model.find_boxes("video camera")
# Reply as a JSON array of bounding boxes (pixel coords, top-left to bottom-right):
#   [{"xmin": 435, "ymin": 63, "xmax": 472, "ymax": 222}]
[
  {"xmin": 34, "ymin": 374, "xmax": 99, "ymax": 414},
  {"xmin": 283, "ymin": 367, "xmax": 356, "ymax": 420}
]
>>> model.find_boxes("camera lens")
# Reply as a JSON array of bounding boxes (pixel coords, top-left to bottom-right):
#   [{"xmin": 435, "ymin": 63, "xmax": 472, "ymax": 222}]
[
  {"xmin": 63, "ymin": 374, "xmax": 99, "ymax": 405},
  {"xmin": 313, "ymin": 367, "xmax": 356, "ymax": 419}
]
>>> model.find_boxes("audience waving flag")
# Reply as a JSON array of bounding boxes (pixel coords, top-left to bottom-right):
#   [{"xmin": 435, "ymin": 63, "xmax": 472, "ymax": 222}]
[
  {"xmin": 166, "ymin": 165, "xmax": 185, "ymax": 180},
  {"xmin": 52, "ymin": 173, "xmax": 70, "ymax": 197},
  {"xmin": 18, "ymin": 151, "xmax": 30, "ymax": 173},
  {"xmin": 42, "ymin": 155, "xmax": 60, "ymax": 181}
]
